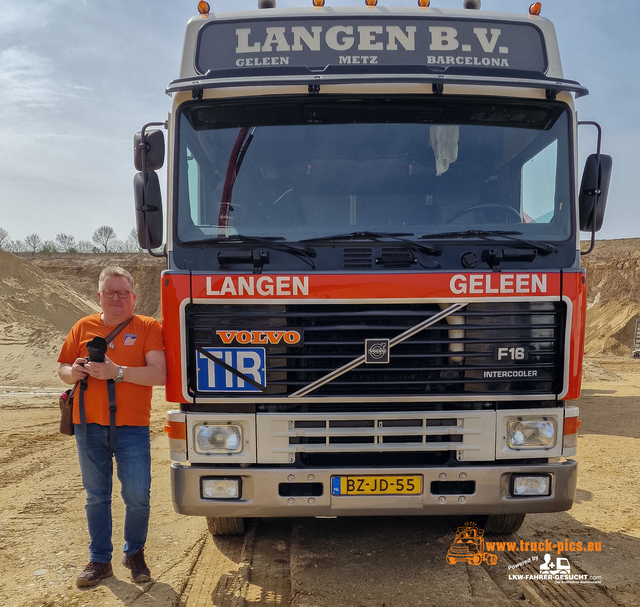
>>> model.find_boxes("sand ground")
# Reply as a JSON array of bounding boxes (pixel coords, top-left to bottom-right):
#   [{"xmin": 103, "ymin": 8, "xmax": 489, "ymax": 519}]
[{"xmin": 0, "ymin": 244, "xmax": 638, "ymax": 606}]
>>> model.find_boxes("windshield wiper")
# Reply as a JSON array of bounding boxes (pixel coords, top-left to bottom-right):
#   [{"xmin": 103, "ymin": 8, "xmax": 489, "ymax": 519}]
[
  {"xmin": 418, "ymin": 230, "xmax": 557, "ymax": 254},
  {"xmin": 183, "ymin": 234, "xmax": 317, "ymax": 272},
  {"xmin": 301, "ymin": 231, "xmax": 442, "ymax": 267}
]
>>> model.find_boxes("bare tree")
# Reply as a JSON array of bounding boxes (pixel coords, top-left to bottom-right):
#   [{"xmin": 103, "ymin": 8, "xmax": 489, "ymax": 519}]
[
  {"xmin": 126, "ymin": 228, "xmax": 142, "ymax": 253},
  {"xmin": 0, "ymin": 227, "xmax": 10, "ymax": 250},
  {"xmin": 24, "ymin": 233, "xmax": 43, "ymax": 253},
  {"xmin": 92, "ymin": 226, "xmax": 117, "ymax": 253},
  {"xmin": 55, "ymin": 233, "xmax": 77, "ymax": 252},
  {"xmin": 111, "ymin": 239, "xmax": 128, "ymax": 253},
  {"xmin": 8, "ymin": 240, "xmax": 26, "ymax": 253},
  {"xmin": 41, "ymin": 240, "xmax": 59, "ymax": 253},
  {"xmin": 76, "ymin": 240, "xmax": 94, "ymax": 253}
]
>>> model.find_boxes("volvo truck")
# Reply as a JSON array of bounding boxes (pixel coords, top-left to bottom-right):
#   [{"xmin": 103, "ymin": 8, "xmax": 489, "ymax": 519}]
[{"xmin": 134, "ymin": 0, "xmax": 612, "ymax": 535}]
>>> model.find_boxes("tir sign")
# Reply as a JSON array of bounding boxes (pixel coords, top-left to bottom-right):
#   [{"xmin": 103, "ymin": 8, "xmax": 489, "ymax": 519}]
[{"xmin": 197, "ymin": 348, "xmax": 267, "ymax": 392}]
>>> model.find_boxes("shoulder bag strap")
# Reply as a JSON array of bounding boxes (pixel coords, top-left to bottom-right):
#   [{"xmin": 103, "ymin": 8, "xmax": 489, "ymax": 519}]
[
  {"xmin": 106, "ymin": 315, "xmax": 136, "ymax": 452},
  {"xmin": 105, "ymin": 315, "xmax": 136, "ymax": 344}
]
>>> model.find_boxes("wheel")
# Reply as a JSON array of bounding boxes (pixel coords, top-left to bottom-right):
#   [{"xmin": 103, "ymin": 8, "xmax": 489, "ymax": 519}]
[
  {"xmin": 482, "ymin": 513, "xmax": 526, "ymax": 535},
  {"xmin": 471, "ymin": 553, "xmax": 483, "ymax": 566},
  {"xmin": 206, "ymin": 516, "xmax": 246, "ymax": 536},
  {"xmin": 485, "ymin": 553, "xmax": 499, "ymax": 566},
  {"xmin": 445, "ymin": 204, "xmax": 522, "ymax": 224}
]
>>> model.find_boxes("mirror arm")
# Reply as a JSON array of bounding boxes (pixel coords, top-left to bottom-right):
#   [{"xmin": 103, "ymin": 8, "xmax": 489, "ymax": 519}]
[
  {"xmin": 145, "ymin": 235, "xmax": 167, "ymax": 259},
  {"xmin": 578, "ymin": 120, "xmax": 603, "ymax": 256},
  {"xmin": 140, "ymin": 121, "xmax": 168, "ymax": 258}
]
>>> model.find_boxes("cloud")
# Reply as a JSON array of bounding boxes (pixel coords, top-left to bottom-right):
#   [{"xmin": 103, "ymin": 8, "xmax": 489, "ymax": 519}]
[
  {"xmin": 0, "ymin": 0, "xmax": 72, "ymax": 35},
  {"xmin": 0, "ymin": 47, "xmax": 60, "ymax": 115}
]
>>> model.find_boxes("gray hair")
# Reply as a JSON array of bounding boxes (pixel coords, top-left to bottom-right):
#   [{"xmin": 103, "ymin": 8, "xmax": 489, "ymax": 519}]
[{"xmin": 98, "ymin": 266, "xmax": 134, "ymax": 291}]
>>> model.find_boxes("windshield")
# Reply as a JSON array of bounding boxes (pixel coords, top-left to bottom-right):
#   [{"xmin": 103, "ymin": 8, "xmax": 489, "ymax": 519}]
[{"xmin": 176, "ymin": 97, "xmax": 572, "ymax": 244}]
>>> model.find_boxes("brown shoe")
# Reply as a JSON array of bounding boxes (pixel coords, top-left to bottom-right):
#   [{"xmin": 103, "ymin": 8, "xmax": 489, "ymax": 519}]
[
  {"xmin": 122, "ymin": 548, "xmax": 151, "ymax": 583},
  {"xmin": 76, "ymin": 561, "xmax": 113, "ymax": 587}
]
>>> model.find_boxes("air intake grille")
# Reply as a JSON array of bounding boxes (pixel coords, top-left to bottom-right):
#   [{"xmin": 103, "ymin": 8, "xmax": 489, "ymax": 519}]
[
  {"xmin": 376, "ymin": 248, "xmax": 416, "ymax": 268},
  {"xmin": 187, "ymin": 301, "xmax": 565, "ymax": 398},
  {"xmin": 343, "ymin": 248, "xmax": 372, "ymax": 269}
]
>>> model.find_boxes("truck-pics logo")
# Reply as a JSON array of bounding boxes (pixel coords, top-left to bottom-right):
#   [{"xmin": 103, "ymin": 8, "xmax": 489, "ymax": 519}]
[
  {"xmin": 486, "ymin": 538, "xmax": 602, "ymax": 584},
  {"xmin": 215, "ymin": 330, "xmax": 302, "ymax": 346},
  {"xmin": 446, "ymin": 523, "xmax": 498, "ymax": 566}
]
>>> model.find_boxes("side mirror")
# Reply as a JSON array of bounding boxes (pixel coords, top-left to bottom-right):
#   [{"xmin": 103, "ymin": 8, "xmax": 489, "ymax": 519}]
[
  {"xmin": 134, "ymin": 171, "xmax": 164, "ymax": 250},
  {"xmin": 579, "ymin": 153, "xmax": 613, "ymax": 232},
  {"xmin": 134, "ymin": 129, "xmax": 165, "ymax": 171}
]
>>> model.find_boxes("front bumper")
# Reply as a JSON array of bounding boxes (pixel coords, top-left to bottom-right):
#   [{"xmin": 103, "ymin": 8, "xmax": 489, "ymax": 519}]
[{"xmin": 170, "ymin": 460, "xmax": 577, "ymax": 517}]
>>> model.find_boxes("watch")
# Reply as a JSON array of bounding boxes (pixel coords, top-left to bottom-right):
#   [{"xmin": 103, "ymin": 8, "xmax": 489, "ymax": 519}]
[{"xmin": 114, "ymin": 366, "xmax": 124, "ymax": 383}]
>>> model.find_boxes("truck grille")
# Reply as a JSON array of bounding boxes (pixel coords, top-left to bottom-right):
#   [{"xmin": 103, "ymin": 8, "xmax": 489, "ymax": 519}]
[
  {"xmin": 187, "ymin": 301, "xmax": 565, "ymax": 399},
  {"xmin": 256, "ymin": 411, "xmax": 496, "ymax": 464}
]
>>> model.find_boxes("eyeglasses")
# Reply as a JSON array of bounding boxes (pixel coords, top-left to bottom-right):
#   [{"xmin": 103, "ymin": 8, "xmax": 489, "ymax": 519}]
[{"xmin": 101, "ymin": 290, "xmax": 131, "ymax": 299}]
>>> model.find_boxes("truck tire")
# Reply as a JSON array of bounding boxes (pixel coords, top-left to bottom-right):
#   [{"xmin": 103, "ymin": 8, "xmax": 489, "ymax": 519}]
[
  {"xmin": 206, "ymin": 516, "xmax": 246, "ymax": 536},
  {"xmin": 482, "ymin": 513, "xmax": 525, "ymax": 535}
]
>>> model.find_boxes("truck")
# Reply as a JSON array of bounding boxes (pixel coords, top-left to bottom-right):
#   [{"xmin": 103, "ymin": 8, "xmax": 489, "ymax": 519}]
[
  {"xmin": 446, "ymin": 523, "xmax": 498, "ymax": 566},
  {"xmin": 134, "ymin": 0, "xmax": 612, "ymax": 536}
]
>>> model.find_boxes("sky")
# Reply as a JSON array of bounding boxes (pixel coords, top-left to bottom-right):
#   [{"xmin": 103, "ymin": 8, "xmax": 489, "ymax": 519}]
[{"xmin": 0, "ymin": 0, "xmax": 638, "ymax": 245}]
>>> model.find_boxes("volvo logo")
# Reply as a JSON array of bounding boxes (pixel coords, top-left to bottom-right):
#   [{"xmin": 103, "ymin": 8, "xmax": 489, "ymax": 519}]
[
  {"xmin": 215, "ymin": 330, "xmax": 302, "ymax": 346},
  {"xmin": 365, "ymin": 339, "xmax": 390, "ymax": 364}
]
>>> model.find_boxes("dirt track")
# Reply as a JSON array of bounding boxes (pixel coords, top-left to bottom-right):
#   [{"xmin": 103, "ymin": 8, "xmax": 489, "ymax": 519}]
[
  {"xmin": 1, "ymin": 245, "xmax": 639, "ymax": 606},
  {"xmin": 1, "ymin": 357, "xmax": 638, "ymax": 607}
]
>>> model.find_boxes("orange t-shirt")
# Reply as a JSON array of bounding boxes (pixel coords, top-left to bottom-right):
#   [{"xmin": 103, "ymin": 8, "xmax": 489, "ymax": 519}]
[{"xmin": 58, "ymin": 314, "xmax": 165, "ymax": 427}]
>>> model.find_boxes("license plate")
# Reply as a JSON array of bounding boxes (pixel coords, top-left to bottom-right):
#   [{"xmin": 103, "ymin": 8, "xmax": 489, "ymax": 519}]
[{"xmin": 331, "ymin": 475, "xmax": 422, "ymax": 496}]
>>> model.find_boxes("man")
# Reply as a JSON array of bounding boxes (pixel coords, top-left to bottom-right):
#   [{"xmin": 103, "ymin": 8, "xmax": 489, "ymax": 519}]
[{"xmin": 58, "ymin": 266, "xmax": 166, "ymax": 587}]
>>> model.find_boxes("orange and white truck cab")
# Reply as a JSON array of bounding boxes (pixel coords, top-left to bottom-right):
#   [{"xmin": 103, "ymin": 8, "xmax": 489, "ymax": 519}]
[{"xmin": 134, "ymin": 0, "xmax": 612, "ymax": 535}]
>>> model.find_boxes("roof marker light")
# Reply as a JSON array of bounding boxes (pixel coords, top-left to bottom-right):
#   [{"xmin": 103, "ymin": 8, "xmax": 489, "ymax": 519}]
[
  {"xmin": 197, "ymin": 1, "xmax": 210, "ymax": 15},
  {"xmin": 313, "ymin": 0, "xmax": 325, "ymax": 6},
  {"xmin": 365, "ymin": 0, "xmax": 378, "ymax": 6},
  {"xmin": 259, "ymin": 0, "xmax": 277, "ymax": 7},
  {"xmin": 418, "ymin": 0, "xmax": 430, "ymax": 6},
  {"xmin": 529, "ymin": 2, "xmax": 542, "ymax": 15}
]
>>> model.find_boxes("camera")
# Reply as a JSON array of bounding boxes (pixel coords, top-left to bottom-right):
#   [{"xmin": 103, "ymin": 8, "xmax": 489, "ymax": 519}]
[{"xmin": 86, "ymin": 336, "xmax": 108, "ymax": 363}]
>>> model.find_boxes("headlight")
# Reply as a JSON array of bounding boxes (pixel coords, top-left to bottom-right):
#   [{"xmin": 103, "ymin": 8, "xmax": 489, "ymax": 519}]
[
  {"xmin": 195, "ymin": 424, "xmax": 243, "ymax": 454},
  {"xmin": 512, "ymin": 474, "xmax": 551, "ymax": 496},
  {"xmin": 507, "ymin": 417, "xmax": 557, "ymax": 450},
  {"xmin": 201, "ymin": 477, "xmax": 242, "ymax": 499}
]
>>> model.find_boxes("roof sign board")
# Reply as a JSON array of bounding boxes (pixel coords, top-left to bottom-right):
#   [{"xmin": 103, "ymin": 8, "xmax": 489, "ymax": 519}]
[{"xmin": 195, "ymin": 16, "xmax": 547, "ymax": 76}]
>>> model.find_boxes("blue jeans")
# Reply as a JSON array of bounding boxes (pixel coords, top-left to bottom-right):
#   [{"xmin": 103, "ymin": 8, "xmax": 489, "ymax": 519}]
[{"xmin": 75, "ymin": 424, "xmax": 151, "ymax": 563}]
